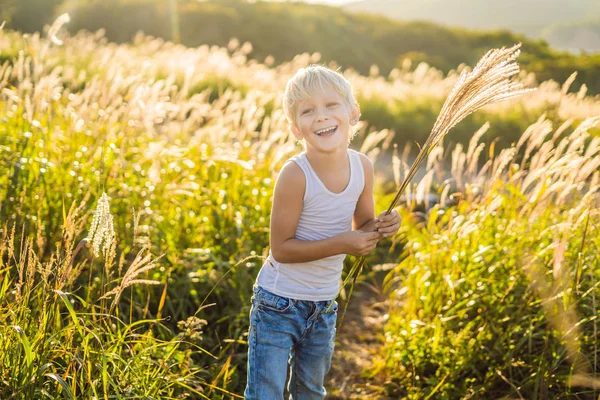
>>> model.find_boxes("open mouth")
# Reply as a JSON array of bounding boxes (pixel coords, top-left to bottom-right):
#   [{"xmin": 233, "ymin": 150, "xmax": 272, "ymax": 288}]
[{"xmin": 314, "ymin": 125, "xmax": 337, "ymax": 137}]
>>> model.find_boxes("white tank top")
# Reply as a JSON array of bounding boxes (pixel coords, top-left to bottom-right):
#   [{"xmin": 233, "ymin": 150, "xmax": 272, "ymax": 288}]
[{"xmin": 256, "ymin": 148, "xmax": 365, "ymax": 301}]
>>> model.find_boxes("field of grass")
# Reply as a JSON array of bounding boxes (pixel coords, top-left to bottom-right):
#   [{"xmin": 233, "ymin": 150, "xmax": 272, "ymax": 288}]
[
  {"xmin": 1, "ymin": 23, "xmax": 599, "ymax": 398},
  {"xmin": 371, "ymin": 117, "xmax": 600, "ymax": 398}
]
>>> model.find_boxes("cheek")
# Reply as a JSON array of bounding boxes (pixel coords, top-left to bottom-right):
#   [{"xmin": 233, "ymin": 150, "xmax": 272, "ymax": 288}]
[
  {"xmin": 298, "ymin": 120, "xmax": 311, "ymax": 131},
  {"xmin": 335, "ymin": 110, "xmax": 351, "ymax": 121},
  {"xmin": 300, "ymin": 116, "xmax": 314, "ymax": 128}
]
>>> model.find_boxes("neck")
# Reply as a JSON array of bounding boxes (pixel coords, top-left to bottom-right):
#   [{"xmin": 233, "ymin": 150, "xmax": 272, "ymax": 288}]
[{"xmin": 304, "ymin": 147, "xmax": 348, "ymax": 171}]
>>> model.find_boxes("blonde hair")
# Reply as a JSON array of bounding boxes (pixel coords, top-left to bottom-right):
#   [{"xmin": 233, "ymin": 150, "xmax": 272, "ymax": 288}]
[{"xmin": 282, "ymin": 65, "xmax": 359, "ymax": 131}]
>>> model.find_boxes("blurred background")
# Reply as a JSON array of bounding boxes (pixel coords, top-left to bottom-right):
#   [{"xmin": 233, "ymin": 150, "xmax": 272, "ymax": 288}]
[{"xmin": 3, "ymin": 0, "xmax": 600, "ymax": 94}]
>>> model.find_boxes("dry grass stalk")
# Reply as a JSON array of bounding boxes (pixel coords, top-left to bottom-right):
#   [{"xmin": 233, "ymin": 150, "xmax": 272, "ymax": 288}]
[
  {"xmin": 47, "ymin": 13, "xmax": 70, "ymax": 46},
  {"xmin": 85, "ymin": 192, "xmax": 116, "ymax": 259},
  {"xmin": 0, "ymin": 222, "xmax": 9, "ymax": 269},
  {"xmin": 55, "ymin": 194, "xmax": 92, "ymax": 290},
  {"xmin": 386, "ymin": 43, "xmax": 534, "ymax": 213},
  {"xmin": 335, "ymin": 43, "xmax": 534, "ymax": 329},
  {"xmin": 100, "ymin": 243, "xmax": 162, "ymax": 309},
  {"xmin": 6, "ymin": 221, "xmax": 16, "ymax": 266},
  {"xmin": 425, "ymin": 113, "xmax": 600, "ymax": 224}
]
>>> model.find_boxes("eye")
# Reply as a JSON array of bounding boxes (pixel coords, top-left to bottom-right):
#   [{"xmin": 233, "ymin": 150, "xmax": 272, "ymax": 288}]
[
  {"xmin": 327, "ymin": 103, "xmax": 339, "ymax": 107},
  {"xmin": 301, "ymin": 109, "xmax": 313, "ymax": 115}
]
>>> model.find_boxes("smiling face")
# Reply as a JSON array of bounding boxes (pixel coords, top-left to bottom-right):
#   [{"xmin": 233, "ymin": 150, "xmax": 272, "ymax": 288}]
[{"xmin": 290, "ymin": 85, "xmax": 360, "ymax": 154}]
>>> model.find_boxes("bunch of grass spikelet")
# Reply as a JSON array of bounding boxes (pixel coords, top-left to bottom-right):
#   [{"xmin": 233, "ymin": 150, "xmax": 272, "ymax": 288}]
[
  {"xmin": 333, "ymin": 43, "xmax": 536, "ymax": 329},
  {"xmin": 85, "ymin": 192, "xmax": 116, "ymax": 259},
  {"xmin": 86, "ymin": 192, "xmax": 162, "ymax": 309}
]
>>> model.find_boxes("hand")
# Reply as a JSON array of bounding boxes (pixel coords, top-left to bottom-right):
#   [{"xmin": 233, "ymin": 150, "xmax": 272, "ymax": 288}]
[
  {"xmin": 375, "ymin": 209, "xmax": 402, "ymax": 238},
  {"xmin": 338, "ymin": 230, "xmax": 383, "ymax": 257}
]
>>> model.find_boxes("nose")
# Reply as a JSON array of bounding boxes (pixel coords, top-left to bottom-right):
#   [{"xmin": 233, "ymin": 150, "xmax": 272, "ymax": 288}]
[{"xmin": 315, "ymin": 107, "xmax": 329, "ymax": 121}]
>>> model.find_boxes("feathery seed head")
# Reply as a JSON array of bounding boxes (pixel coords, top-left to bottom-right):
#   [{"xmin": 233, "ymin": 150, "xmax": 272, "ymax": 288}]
[
  {"xmin": 48, "ymin": 13, "xmax": 71, "ymax": 46},
  {"xmin": 86, "ymin": 192, "xmax": 115, "ymax": 258}
]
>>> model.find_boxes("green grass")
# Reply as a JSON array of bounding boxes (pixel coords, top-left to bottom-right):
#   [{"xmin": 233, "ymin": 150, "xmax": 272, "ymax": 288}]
[
  {"xmin": 0, "ymin": 26, "xmax": 599, "ymax": 397},
  {"xmin": 372, "ymin": 129, "xmax": 600, "ymax": 398}
]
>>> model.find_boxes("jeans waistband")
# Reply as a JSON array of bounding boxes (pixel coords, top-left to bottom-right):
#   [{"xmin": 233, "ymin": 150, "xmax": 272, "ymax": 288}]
[{"xmin": 253, "ymin": 284, "xmax": 335, "ymax": 305}]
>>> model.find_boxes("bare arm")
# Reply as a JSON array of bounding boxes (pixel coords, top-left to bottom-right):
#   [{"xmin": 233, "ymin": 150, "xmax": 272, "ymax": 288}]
[
  {"xmin": 269, "ymin": 162, "xmax": 347, "ymax": 264},
  {"xmin": 352, "ymin": 153, "xmax": 378, "ymax": 233},
  {"xmin": 273, "ymin": 236, "xmax": 348, "ymax": 264}
]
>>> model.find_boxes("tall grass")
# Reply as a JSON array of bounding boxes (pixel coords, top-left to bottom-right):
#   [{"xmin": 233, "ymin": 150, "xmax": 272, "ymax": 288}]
[
  {"xmin": 374, "ymin": 115, "xmax": 600, "ymax": 398},
  {"xmin": 1, "ymin": 20, "xmax": 600, "ymax": 396},
  {"xmin": 0, "ymin": 199, "xmax": 212, "ymax": 398}
]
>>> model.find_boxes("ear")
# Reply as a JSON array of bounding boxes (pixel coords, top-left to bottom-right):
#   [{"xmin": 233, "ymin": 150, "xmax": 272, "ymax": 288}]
[
  {"xmin": 290, "ymin": 123, "xmax": 303, "ymax": 140},
  {"xmin": 349, "ymin": 104, "xmax": 361, "ymax": 126}
]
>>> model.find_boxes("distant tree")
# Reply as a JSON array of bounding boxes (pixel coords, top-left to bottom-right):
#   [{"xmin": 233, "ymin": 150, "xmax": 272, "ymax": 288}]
[
  {"xmin": 0, "ymin": 0, "xmax": 17, "ymax": 25},
  {"xmin": 9, "ymin": 0, "xmax": 65, "ymax": 33}
]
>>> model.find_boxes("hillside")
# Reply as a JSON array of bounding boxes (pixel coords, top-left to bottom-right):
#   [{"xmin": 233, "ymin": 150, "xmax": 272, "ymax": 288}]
[
  {"xmin": 49, "ymin": 0, "xmax": 600, "ymax": 95},
  {"xmin": 343, "ymin": 0, "xmax": 600, "ymax": 52},
  {"xmin": 542, "ymin": 19, "xmax": 600, "ymax": 53}
]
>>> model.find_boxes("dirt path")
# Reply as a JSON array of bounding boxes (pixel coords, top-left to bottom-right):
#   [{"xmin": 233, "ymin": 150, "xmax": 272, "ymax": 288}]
[{"xmin": 325, "ymin": 264, "xmax": 397, "ymax": 399}]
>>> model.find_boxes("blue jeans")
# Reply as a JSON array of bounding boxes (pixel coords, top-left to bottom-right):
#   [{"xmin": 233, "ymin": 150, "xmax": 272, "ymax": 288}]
[{"xmin": 244, "ymin": 285, "xmax": 338, "ymax": 399}]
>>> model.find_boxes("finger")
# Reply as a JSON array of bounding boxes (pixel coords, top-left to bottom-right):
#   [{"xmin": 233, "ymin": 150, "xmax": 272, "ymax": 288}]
[
  {"xmin": 368, "ymin": 235, "xmax": 383, "ymax": 244},
  {"xmin": 375, "ymin": 219, "xmax": 390, "ymax": 228},
  {"xmin": 378, "ymin": 223, "xmax": 400, "ymax": 234},
  {"xmin": 377, "ymin": 221, "xmax": 395, "ymax": 230},
  {"xmin": 385, "ymin": 210, "xmax": 399, "ymax": 221},
  {"xmin": 368, "ymin": 237, "xmax": 381, "ymax": 245},
  {"xmin": 380, "ymin": 214, "xmax": 395, "ymax": 222},
  {"xmin": 382, "ymin": 230, "xmax": 397, "ymax": 237}
]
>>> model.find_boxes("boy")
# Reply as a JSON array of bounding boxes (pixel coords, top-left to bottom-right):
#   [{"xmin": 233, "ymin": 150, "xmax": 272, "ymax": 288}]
[{"xmin": 245, "ymin": 65, "xmax": 401, "ymax": 399}]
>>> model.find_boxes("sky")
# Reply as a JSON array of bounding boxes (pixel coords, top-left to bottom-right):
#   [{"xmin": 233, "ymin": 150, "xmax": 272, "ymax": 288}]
[
  {"xmin": 273, "ymin": 0, "xmax": 358, "ymax": 5},
  {"xmin": 302, "ymin": 0, "xmax": 355, "ymax": 3}
]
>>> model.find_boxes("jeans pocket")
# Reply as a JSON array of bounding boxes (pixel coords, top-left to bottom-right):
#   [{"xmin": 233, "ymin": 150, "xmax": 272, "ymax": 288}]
[
  {"xmin": 324, "ymin": 300, "xmax": 338, "ymax": 314},
  {"xmin": 255, "ymin": 287, "xmax": 294, "ymax": 313}
]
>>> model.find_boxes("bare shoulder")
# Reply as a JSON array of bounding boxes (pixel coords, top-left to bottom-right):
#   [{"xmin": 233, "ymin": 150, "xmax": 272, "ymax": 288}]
[
  {"xmin": 274, "ymin": 160, "xmax": 306, "ymax": 196},
  {"xmin": 356, "ymin": 151, "xmax": 374, "ymax": 175}
]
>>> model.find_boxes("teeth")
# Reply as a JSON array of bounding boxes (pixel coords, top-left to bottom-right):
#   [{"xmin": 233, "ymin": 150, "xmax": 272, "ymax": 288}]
[{"xmin": 315, "ymin": 126, "xmax": 336, "ymax": 135}]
